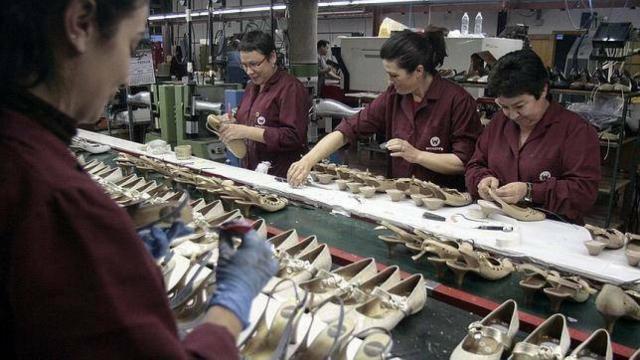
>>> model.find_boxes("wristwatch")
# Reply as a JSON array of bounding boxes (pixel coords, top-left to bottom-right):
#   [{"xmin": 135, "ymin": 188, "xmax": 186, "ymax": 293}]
[{"xmin": 523, "ymin": 182, "xmax": 533, "ymax": 202}]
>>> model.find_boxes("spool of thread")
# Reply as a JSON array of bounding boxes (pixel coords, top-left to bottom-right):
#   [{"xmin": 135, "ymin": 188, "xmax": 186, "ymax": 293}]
[{"xmin": 175, "ymin": 145, "xmax": 192, "ymax": 160}]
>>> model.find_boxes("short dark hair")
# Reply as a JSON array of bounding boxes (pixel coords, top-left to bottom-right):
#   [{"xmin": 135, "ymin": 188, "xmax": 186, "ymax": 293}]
[
  {"xmin": 1, "ymin": 0, "xmax": 147, "ymax": 91},
  {"xmin": 239, "ymin": 31, "xmax": 276, "ymax": 57},
  {"xmin": 317, "ymin": 40, "xmax": 330, "ymax": 49},
  {"xmin": 379, "ymin": 30, "xmax": 446, "ymax": 75},
  {"xmin": 487, "ymin": 49, "xmax": 549, "ymax": 99}
]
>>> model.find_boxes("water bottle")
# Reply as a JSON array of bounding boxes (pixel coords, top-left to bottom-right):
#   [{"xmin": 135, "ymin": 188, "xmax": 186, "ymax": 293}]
[
  {"xmin": 461, "ymin": 12, "xmax": 469, "ymax": 35},
  {"xmin": 474, "ymin": 12, "xmax": 483, "ymax": 35}
]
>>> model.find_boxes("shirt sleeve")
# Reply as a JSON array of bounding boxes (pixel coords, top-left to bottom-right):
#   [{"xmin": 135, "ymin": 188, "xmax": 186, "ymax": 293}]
[
  {"xmin": 262, "ymin": 81, "xmax": 310, "ymax": 153},
  {"xmin": 335, "ymin": 90, "xmax": 390, "ymax": 144},
  {"xmin": 530, "ymin": 121, "xmax": 601, "ymax": 222},
  {"xmin": 465, "ymin": 120, "xmax": 499, "ymax": 197},
  {"xmin": 9, "ymin": 185, "xmax": 238, "ymax": 358},
  {"xmin": 450, "ymin": 92, "xmax": 483, "ymax": 164}
]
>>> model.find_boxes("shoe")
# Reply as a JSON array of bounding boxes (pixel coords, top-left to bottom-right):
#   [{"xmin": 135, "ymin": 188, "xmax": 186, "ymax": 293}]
[
  {"xmin": 206, "ymin": 114, "xmax": 247, "ymax": 158},
  {"xmin": 517, "ymin": 264, "xmax": 558, "ymax": 305},
  {"xmin": 407, "ymin": 232, "xmax": 461, "ymax": 277},
  {"xmin": 280, "ymin": 235, "xmax": 319, "ymax": 258},
  {"xmin": 267, "ymin": 229, "xmax": 299, "ymax": 252},
  {"xmin": 375, "ymin": 220, "xmax": 423, "ymax": 257},
  {"xmin": 423, "ymin": 182, "xmax": 472, "ymax": 207},
  {"xmin": 314, "ymin": 266, "xmax": 402, "ymax": 324},
  {"xmin": 450, "ymin": 299, "xmax": 519, "ymax": 360},
  {"xmin": 364, "ymin": 176, "xmax": 396, "ymax": 192},
  {"xmin": 626, "ymin": 233, "xmax": 640, "ymax": 266},
  {"xmin": 584, "ymin": 224, "xmax": 625, "ymax": 256},
  {"xmin": 595, "ymin": 284, "xmax": 640, "ymax": 333},
  {"xmin": 488, "ymin": 189, "xmax": 545, "ymax": 221},
  {"xmin": 446, "ymin": 242, "xmax": 514, "ymax": 287},
  {"xmin": 348, "ymin": 327, "xmax": 393, "ymax": 359},
  {"xmin": 286, "ymin": 258, "xmax": 378, "ymax": 308},
  {"xmin": 351, "ymin": 273, "xmax": 426, "ymax": 332},
  {"xmin": 630, "ymin": 348, "xmax": 640, "ymax": 360},
  {"xmin": 509, "ymin": 313, "xmax": 570, "ymax": 360},
  {"xmin": 263, "ymin": 244, "xmax": 332, "ymax": 294},
  {"xmin": 251, "ymin": 218, "xmax": 268, "ymax": 239},
  {"xmin": 543, "ymin": 274, "xmax": 595, "ymax": 312},
  {"xmin": 564, "ymin": 328, "xmax": 612, "ymax": 360}
]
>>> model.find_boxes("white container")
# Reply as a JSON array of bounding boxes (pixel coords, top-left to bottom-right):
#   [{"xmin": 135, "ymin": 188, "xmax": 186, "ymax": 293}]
[{"xmin": 474, "ymin": 12, "xmax": 483, "ymax": 35}]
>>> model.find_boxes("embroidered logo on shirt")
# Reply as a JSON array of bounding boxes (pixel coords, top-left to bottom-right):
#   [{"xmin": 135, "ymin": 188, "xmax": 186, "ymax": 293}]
[
  {"xmin": 257, "ymin": 116, "xmax": 266, "ymax": 126},
  {"xmin": 539, "ymin": 171, "xmax": 552, "ymax": 181},
  {"xmin": 429, "ymin": 136, "xmax": 441, "ymax": 147}
]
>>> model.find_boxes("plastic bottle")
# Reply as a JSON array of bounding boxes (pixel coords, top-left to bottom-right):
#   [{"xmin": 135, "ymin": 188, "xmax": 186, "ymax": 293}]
[
  {"xmin": 461, "ymin": 12, "xmax": 469, "ymax": 35},
  {"xmin": 474, "ymin": 12, "xmax": 483, "ymax": 35}
]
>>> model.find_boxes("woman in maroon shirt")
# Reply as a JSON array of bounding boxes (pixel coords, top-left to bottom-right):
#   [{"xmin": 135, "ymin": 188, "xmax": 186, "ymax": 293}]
[
  {"xmin": 465, "ymin": 50, "xmax": 600, "ymax": 224},
  {"xmin": 218, "ymin": 31, "xmax": 310, "ymax": 178},
  {"xmin": 287, "ymin": 30, "xmax": 482, "ymax": 190},
  {"xmin": 0, "ymin": 1, "xmax": 275, "ymax": 358}
]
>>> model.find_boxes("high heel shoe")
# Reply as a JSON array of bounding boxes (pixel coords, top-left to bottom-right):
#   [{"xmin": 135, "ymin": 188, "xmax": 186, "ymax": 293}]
[
  {"xmin": 543, "ymin": 274, "xmax": 595, "ymax": 312},
  {"xmin": 488, "ymin": 189, "xmax": 545, "ymax": 222},
  {"xmin": 595, "ymin": 284, "xmax": 640, "ymax": 333},
  {"xmin": 351, "ymin": 273, "xmax": 426, "ymax": 332},
  {"xmin": 450, "ymin": 299, "xmax": 519, "ymax": 360},
  {"xmin": 446, "ymin": 242, "xmax": 514, "ymax": 287},
  {"xmin": 509, "ymin": 313, "xmax": 570, "ymax": 360},
  {"xmin": 263, "ymin": 244, "xmax": 332, "ymax": 294},
  {"xmin": 375, "ymin": 221, "xmax": 423, "ymax": 257},
  {"xmin": 584, "ymin": 224, "xmax": 625, "ymax": 255},
  {"xmin": 206, "ymin": 114, "xmax": 247, "ymax": 158},
  {"xmin": 267, "ymin": 229, "xmax": 299, "ymax": 252},
  {"xmin": 626, "ymin": 233, "xmax": 640, "ymax": 266},
  {"xmin": 517, "ymin": 264, "xmax": 558, "ymax": 305},
  {"xmin": 564, "ymin": 328, "xmax": 612, "ymax": 360},
  {"xmin": 423, "ymin": 181, "xmax": 472, "ymax": 207}
]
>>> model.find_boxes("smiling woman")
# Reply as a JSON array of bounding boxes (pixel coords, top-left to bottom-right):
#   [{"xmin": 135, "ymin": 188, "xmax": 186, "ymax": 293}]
[{"xmin": 0, "ymin": 0, "xmax": 275, "ymax": 358}]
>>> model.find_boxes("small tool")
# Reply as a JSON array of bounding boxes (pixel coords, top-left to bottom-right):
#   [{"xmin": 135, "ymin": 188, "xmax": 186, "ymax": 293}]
[
  {"xmin": 422, "ymin": 211, "xmax": 446, "ymax": 222},
  {"xmin": 475, "ymin": 225, "xmax": 514, "ymax": 232}
]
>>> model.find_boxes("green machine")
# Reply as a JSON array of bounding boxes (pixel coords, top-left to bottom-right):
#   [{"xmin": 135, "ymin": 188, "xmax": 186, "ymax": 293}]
[{"xmin": 144, "ymin": 84, "xmax": 178, "ymax": 146}]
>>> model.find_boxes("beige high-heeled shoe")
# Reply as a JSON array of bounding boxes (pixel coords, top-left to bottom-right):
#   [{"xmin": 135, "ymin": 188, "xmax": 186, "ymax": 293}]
[
  {"xmin": 516, "ymin": 264, "xmax": 558, "ymax": 305},
  {"xmin": 446, "ymin": 242, "xmax": 514, "ymax": 287},
  {"xmin": 584, "ymin": 224, "xmax": 626, "ymax": 256},
  {"xmin": 407, "ymin": 232, "xmax": 460, "ymax": 278},
  {"xmin": 564, "ymin": 328, "xmax": 612, "ymax": 360},
  {"xmin": 351, "ymin": 273, "xmax": 426, "ymax": 332},
  {"xmin": 543, "ymin": 274, "xmax": 595, "ymax": 312},
  {"xmin": 626, "ymin": 233, "xmax": 640, "ymax": 266},
  {"xmin": 423, "ymin": 181, "xmax": 473, "ymax": 207},
  {"xmin": 267, "ymin": 229, "xmax": 299, "ymax": 252},
  {"xmin": 375, "ymin": 221, "xmax": 422, "ymax": 257},
  {"xmin": 595, "ymin": 284, "xmax": 640, "ymax": 333},
  {"xmin": 488, "ymin": 189, "xmax": 545, "ymax": 222},
  {"xmin": 206, "ymin": 114, "xmax": 247, "ymax": 158},
  {"xmin": 263, "ymin": 244, "xmax": 332, "ymax": 294},
  {"xmin": 509, "ymin": 313, "xmax": 570, "ymax": 360},
  {"xmin": 450, "ymin": 299, "xmax": 519, "ymax": 360}
]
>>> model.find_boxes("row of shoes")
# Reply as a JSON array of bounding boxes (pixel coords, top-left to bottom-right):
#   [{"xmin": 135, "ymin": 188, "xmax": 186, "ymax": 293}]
[
  {"xmin": 312, "ymin": 162, "xmax": 473, "ymax": 208},
  {"xmin": 549, "ymin": 67, "xmax": 640, "ymax": 92},
  {"xmin": 376, "ymin": 221, "xmax": 514, "ymax": 287},
  {"xmin": 115, "ymin": 152, "xmax": 289, "ymax": 214},
  {"xmin": 475, "ymin": 188, "xmax": 546, "ymax": 222},
  {"xmin": 450, "ymin": 298, "xmax": 637, "ymax": 360},
  {"xmin": 584, "ymin": 224, "xmax": 640, "ymax": 266}
]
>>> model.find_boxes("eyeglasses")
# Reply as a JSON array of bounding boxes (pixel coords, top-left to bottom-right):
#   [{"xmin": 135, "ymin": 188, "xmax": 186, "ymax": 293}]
[{"xmin": 241, "ymin": 56, "xmax": 268, "ymax": 71}]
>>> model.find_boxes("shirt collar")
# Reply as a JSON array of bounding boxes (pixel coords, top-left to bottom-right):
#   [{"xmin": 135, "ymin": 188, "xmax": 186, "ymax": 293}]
[
  {"xmin": 254, "ymin": 68, "xmax": 285, "ymax": 93},
  {"xmin": 424, "ymin": 74, "xmax": 444, "ymax": 100},
  {"xmin": 2, "ymin": 90, "xmax": 78, "ymax": 145}
]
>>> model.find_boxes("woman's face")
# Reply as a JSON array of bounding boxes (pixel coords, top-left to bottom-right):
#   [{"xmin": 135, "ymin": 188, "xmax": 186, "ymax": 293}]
[
  {"xmin": 72, "ymin": 5, "xmax": 148, "ymax": 124},
  {"xmin": 240, "ymin": 50, "xmax": 277, "ymax": 86},
  {"xmin": 382, "ymin": 59, "xmax": 423, "ymax": 95},
  {"xmin": 495, "ymin": 87, "xmax": 549, "ymax": 129}
]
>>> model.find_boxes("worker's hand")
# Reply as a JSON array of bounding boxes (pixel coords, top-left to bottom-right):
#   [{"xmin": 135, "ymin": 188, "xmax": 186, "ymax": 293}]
[
  {"xmin": 495, "ymin": 182, "xmax": 528, "ymax": 204},
  {"xmin": 386, "ymin": 138, "xmax": 422, "ymax": 164},
  {"xmin": 219, "ymin": 123, "xmax": 249, "ymax": 143},
  {"xmin": 209, "ymin": 229, "xmax": 277, "ymax": 329},
  {"xmin": 137, "ymin": 221, "xmax": 192, "ymax": 259},
  {"xmin": 477, "ymin": 176, "xmax": 499, "ymax": 201},
  {"xmin": 287, "ymin": 157, "xmax": 314, "ymax": 187}
]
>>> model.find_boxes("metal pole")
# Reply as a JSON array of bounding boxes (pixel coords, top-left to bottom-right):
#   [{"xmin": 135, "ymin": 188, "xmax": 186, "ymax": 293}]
[{"xmin": 125, "ymin": 87, "xmax": 135, "ymax": 141}]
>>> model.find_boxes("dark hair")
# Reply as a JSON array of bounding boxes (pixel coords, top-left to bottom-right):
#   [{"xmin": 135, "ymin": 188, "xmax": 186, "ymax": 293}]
[
  {"xmin": 379, "ymin": 30, "xmax": 446, "ymax": 75},
  {"xmin": 239, "ymin": 31, "xmax": 276, "ymax": 57},
  {"xmin": 317, "ymin": 40, "xmax": 330, "ymax": 50},
  {"xmin": 487, "ymin": 49, "xmax": 549, "ymax": 99},
  {"xmin": 1, "ymin": 1, "xmax": 147, "ymax": 92}
]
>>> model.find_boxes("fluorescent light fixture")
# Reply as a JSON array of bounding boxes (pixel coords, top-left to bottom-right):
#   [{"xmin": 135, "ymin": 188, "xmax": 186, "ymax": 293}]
[
  {"xmin": 318, "ymin": 1, "xmax": 351, "ymax": 6},
  {"xmin": 351, "ymin": 0, "xmax": 426, "ymax": 4}
]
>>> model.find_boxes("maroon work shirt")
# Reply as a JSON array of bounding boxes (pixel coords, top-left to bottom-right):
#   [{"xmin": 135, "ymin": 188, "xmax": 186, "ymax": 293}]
[
  {"xmin": 335, "ymin": 75, "xmax": 482, "ymax": 190},
  {"xmin": 0, "ymin": 92, "xmax": 237, "ymax": 359},
  {"xmin": 236, "ymin": 69, "xmax": 310, "ymax": 178},
  {"xmin": 465, "ymin": 101, "xmax": 601, "ymax": 224}
]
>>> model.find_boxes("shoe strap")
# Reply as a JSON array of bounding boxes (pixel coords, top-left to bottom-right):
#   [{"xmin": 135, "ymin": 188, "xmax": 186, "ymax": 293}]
[
  {"xmin": 512, "ymin": 342, "xmax": 564, "ymax": 360},
  {"xmin": 467, "ymin": 321, "xmax": 512, "ymax": 350},
  {"xmin": 371, "ymin": 287, "xmax": 410, "ymax": 315}
]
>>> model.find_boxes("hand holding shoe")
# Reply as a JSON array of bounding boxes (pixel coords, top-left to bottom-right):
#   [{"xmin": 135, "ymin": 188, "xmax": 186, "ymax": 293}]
[
  {"xmin": 209, "ymin": 226, "xmax": 278, "ymax": 328},
  {"xmin": 495, "ymin": 182, "xmax": 528, "ymax": 204},
  {"xmin": 477, "ymin": 176, "xmax": 499, "ymax": 201}
]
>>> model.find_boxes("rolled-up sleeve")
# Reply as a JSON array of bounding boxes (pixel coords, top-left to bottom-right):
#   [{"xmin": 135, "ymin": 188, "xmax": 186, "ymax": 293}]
[
  {"xmin": 450, "ymin": 94, "xmax": 482, "ymax": 164},
  {"xmin": 465, "ymin": 122, "xmax": 499, "ymax": 198},
  {"xmin": 531, "ymin": 122, "xmax": 600, "ymax": 223},
  {"xmin": 262, "ymin": 82, "xmax": 309, "ymax": 153},
  {"xmin": 335, "ymin": 91, "xmax": 389, "ymax": 143}
]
